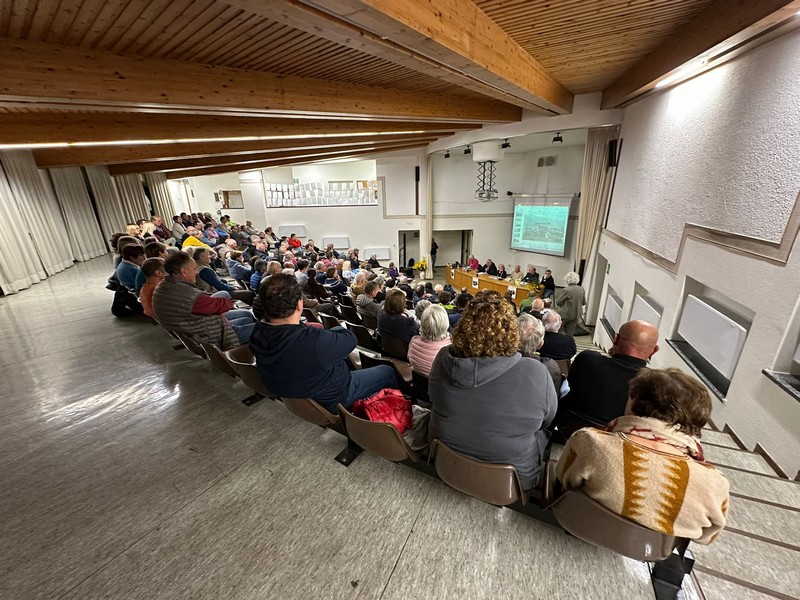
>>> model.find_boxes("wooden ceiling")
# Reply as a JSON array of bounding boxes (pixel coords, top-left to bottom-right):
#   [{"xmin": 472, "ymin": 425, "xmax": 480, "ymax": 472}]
[{"xmin": 0, "ymin": 0, "xmax": 797, "ymax": 178}]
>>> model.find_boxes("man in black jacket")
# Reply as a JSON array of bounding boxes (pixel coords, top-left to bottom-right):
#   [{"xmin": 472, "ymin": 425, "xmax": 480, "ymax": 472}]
[
  {"xmin": 556, "ymin": 319, "xmax": 659, "ymax": 428},
  {"xmin": 538, "ymin": 311, "xmax": 577, "ymax": 360},
  {"xmin": 249, "ymin": 274, "xmax": 396, "ymax": 412}
]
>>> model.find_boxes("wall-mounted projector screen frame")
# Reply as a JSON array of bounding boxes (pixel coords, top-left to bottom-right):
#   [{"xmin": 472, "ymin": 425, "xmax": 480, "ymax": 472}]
[{"xmin": 510, "ymin": 196, "xmax": 573, "ymax": 256}]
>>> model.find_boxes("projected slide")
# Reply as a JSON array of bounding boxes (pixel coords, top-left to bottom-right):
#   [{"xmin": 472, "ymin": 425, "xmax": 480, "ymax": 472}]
[{"xmin": 510, "ymin": 201, "xmax": 570, "ymax": 256}]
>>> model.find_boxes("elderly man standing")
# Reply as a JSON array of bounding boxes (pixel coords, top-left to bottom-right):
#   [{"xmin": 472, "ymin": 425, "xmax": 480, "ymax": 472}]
[
  {"xmin": 555, "ymin": 271, "xmax": 586, "ymax": 336},
  {"xmin": 153, "ymin": 251, "xmax": 256, "ymax": 348},
  {"xmin": 555, "ymin": 319, "xmax": 660, "ymax": 430}
]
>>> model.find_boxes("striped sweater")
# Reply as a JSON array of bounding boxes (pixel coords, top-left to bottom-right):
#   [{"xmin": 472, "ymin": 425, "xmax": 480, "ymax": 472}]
[{"xmin": 557, "ymin": 428, "xmax": 729, "ymax": 544}]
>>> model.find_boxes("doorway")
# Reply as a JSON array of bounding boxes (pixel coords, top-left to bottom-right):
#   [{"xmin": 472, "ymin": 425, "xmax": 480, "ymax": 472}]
[{"xmin": 398, "ymin": 230, "xmax": 420, "ymax": 269}]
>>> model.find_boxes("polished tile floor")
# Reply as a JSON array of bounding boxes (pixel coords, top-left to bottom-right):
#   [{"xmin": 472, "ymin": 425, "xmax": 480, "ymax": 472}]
[{"xmin": 0, "ymin": 257, "xmax": 656, "ymax": 600}]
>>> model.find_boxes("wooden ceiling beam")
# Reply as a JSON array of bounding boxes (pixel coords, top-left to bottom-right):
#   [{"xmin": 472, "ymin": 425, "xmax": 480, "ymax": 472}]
[
  {"xmin": 106, "ymin": 137, "xmax": 439, "ymax": 175},
  {"xmin": 0, "ymin": 38, "xmax": 521, "ymax": 123},
  {"xmin": 164, "ymin": 143, "xmax": 428, "ymax": 179},
  {"xmin": 33, "ymin": 132, "xmax": 447, "ymax": 168},
  {"xmin": 602, "ymin": 0, "xmax": 800, "ymax": 108},
  {"xmin": 0, "ymin": 112, "xmax": 478, "ymax": 146},
  {"xmin": 226, "ymin": 0, "xmax": 573, "ymax": 114}
]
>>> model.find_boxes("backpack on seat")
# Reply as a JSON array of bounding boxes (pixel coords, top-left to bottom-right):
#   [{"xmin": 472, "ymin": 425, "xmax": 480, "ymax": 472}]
[{"xmin": 351, "ymin": 388, "xmax": 412, "ymax": 434}]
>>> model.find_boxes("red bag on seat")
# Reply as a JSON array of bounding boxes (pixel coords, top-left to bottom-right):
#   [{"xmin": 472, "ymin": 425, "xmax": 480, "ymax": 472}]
[{"xmin": 351, "ymin": 388, "xmax": 412, "ymax": 434}]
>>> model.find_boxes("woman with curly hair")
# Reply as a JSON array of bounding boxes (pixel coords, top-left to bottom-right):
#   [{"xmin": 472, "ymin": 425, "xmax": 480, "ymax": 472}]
[{"xmin": 428, "ymin": 290, "xmax": 557, "ymax": 489}]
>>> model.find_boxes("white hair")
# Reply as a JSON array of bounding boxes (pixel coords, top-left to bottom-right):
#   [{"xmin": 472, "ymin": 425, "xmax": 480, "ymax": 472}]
[
  {"xmin": 420, "ymin": 304, "xmax": 450, "ymax": 341},
  {"xmin": 543, "ymin": 310, "xmax": 562, "ymax": 332},
  {"xmin": 281, "ymin": 268, "xmax": 295, "ymax": 275},
  {"xmin": 564, "ymin": 271, "xmax": 581, "ymax": 285},
  {"xmin": 518, "ymin": 313, "xmax": 545, "ymax": 354},
  {"xmin": 532, "ymin": 298, "xmax": 545, "ymax": 311},
  {"xmin": 433, "ymin": 284, "xmax": 444, "ymax": 293},
  {"xmin": 415, "ymin": 299, "xmax": 432, "ymax": 320}
]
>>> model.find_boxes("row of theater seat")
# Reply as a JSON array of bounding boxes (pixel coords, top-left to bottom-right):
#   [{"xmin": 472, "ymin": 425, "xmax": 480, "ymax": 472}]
[{"xmin": 160, "ymin": 317, "xmax": 696, "ymax": 599}]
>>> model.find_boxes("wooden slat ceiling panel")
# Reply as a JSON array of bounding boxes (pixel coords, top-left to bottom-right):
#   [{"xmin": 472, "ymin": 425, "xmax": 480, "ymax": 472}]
[
  {"xmin": 0, "ymin": 0, "xmax": 486, "ymax": 99},
  {"xmin": 474, "ymin": 0, "xmax": 716, "ymax": 93}
]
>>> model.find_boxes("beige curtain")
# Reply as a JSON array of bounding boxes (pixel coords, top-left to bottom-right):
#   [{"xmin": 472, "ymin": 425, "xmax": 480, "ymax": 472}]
[
  {"xmin": 575, "ymin": 126, "xmax": 620, "ymax": 270},
  {"xmin": 0, "ymin": 164, "xmax": 47, "ymax": 293},
  {"xmin": 113, "ymin": 173, "xmax": 150, "ymax": 222},
  {"xmin": 145, "ymin": 172, "xmax": 176, "ymax": 218},
  {"xmin": 0, "ymin": 151, "xmax": 74, "ymax": 277},
  {"xmin": 49, "ymin": 167, "xmax": 107, "ymax": 261},
  {"xmin": 85, "ymin": 165, "xmax": 128, "ymax": 242}
]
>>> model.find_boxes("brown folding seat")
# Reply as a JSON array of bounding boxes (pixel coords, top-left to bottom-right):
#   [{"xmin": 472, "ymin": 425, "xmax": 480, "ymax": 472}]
[
  {"xmin": 358, "ymin": 351, "xmax": 410, "ymax": 389},
  {"xmin": 223, "ymin": 345, "xmax": 277, "ymax": 398},
  {"xmin": 347, "ymin": 322, "xmax": 382, "ymax": 352},
  {"xmin": 319, "ymin": 313, "xmax": 341, "ymax": 331},
  {"xmin": 282, "ymin": 397, "xmax": 342, "ymax": 433},
  {"xmin": 172, "ymin": 331, "xmax": 208, "ymax": 359},
  {"xmin": 199, "ymin": 341, "xmax": 238, "ymax": 378},
  {"xmin": 548, "ymin": 489, "xmax": 683, "ymax": 562},
  {"xmin": 359, "ymin": 311, "xmax": 378, "ymax": 330},
  {"xmin": 301, "ymin": 308, "xmax": 320, "ymax": 323},
  {"xmin": 340, "ymin": 304, "xmax": 363, "ymax": 326},
  {"xmin": 380, "ymin": 336, "xmax": 409, "ymax": 361},
  {"xmin": 430, "ymin": 439, "xmax": 527, "ymax": 507},
  {"xmin": 337, "ymin": 404, "xmax": 419, "ymax": 462}
]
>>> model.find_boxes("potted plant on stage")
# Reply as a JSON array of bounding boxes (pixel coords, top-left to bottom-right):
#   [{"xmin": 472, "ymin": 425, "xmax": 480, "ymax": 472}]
[{"xmin": 414, "ymin": 258, "xmax": 428, "ymax": 280}]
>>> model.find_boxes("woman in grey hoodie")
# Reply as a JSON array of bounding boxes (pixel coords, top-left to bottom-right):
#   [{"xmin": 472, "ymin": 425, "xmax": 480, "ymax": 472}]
[{"xmin": 428, "ymin": 290, "xmax": 557, "ymax": 489}]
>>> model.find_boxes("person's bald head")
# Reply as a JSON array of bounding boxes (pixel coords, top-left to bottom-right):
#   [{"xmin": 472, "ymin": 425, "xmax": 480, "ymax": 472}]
[
  {"xmin": 613, "ymin": 320, "xmax": 660, "ymax": 360},
  {"xmin": 532, "ymin": 298, "xmax": 545, "ymax": 312}
]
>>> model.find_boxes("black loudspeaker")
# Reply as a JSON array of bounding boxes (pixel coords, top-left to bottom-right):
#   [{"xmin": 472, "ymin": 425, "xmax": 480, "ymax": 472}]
[
  {"xmin": 415, "ymin": 166, "xmax": 420, "ymax": 181},
  {"xmin": 608, "ymin": 139, "xmax": 619, "ymax": 167}
]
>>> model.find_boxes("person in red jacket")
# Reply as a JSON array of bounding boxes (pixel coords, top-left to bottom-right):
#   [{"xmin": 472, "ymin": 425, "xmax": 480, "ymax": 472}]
[{"xmin": 287, "ymin": 232, "xmax": 302, "ymax": 251}]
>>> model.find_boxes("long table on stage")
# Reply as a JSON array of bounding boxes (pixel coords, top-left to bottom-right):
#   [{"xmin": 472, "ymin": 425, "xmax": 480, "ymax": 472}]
[{"xmin": 445, "ymin": 267, "xmax": 535, "ymax": 310}]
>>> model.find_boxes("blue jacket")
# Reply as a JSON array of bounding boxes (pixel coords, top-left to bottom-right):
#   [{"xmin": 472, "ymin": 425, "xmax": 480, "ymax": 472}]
[
  {"xmin": 116, "ymin": 260, "xmax": 142, "ymax": 291},
  {"xmin": 250, "ymin": 323, "xmax": 356, "ymax": 411},
  {"xmin": 226, "ymin": 258, "xmax": 252, "ymax": 281}
]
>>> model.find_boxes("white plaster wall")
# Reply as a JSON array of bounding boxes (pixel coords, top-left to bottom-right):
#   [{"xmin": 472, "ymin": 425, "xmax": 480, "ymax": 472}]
[
  {"xmin": 607, "ymin": 31, "xmax": 800, "ymax": 261},
  {"xmin": 186, "ymin": 172, "xmax": 244, "ymax": 222},
  {"xmin": 593, "ymin": 29, "xmax": 800, "ymax": 475}
]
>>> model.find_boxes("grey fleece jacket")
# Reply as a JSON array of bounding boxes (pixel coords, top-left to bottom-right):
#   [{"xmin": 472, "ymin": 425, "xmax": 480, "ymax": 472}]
[{"xmin": 428, "ymin": 348, "xmax": 557, "ymax": 489}]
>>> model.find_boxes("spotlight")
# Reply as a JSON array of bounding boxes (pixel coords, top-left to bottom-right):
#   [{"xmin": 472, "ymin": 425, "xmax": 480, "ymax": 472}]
[
  {"xmin": 464, "ymin": 145, "xmax": 472, "ymax": 155},
  {"xmin": 552, "ymin": 132, "xmax": 563, "ymax": 144},
  {"xmin": 500, "ymin": 138, "xmax": 511, "ymax": 149},
  {"xmin": 444, "ymin": 150, "xmax": 450, "ymax": 159}
]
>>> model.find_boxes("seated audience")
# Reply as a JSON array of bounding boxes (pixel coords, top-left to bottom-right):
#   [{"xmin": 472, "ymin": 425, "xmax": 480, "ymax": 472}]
[
  {"xmin": 139, "ymin": 257, "xmax": 166, "ymax": 318},
  {"xmin": 367, "ymin": 253, "xmax": 381, "ymax": 268},
  {"xmin": 408, "ymin": 304, "xmax": 451, "ymax": 378},
  {"xmin": 181, "ymin": 226, "xmax": 210, "ymax": 250},
  {"xmin": 556, "ymin": 319, "xmax": 659, "ymax": 427},
  {"xmin": 387, "ymin": 262, "xmax": 399, "ymax": 279},
  {"xmin": 249, "ymin": 274, "xmax": 396, "ymax": 412},
  {"xmin": 287, "ymin": 232, "xmax": 302, "ymax": 250},
  {"xmin": 448, "ymin": 292, "xmax": 471, "ymax": 329},
  {"xmin": 538, "ymin": 311, "xmax": 577, "ymax": 360},
  {"xmin": 524, "ymin": 297, "xmax": 545, "ymax": 320},
  {"xmin": 428, "ymin": 291, "xmax": 557, "ymax": 489},
  {"xmin": 144, "ymin": 240, "xmax": 168, "ymax": 259},
  {"xmin": 323, "ymin": 267, "xmax": 348, "ymax": 295},
  {"xmin": 349, "ymin": 271, "xmax": 368, "ymax": 298},
  {"xmin": 521, "ymin": 266, "xmax": 539, "ymax": 283},
  {"xmin": 294, "ymin": 259, "xmax": 310, "ymax": 287},
  {"xmin": 304, "ymin": 269, "xmax": 333, "ymax": 300},
  {"xmin": 116, "ymin": 245, "xmax": 146, "ymax": 291},
  {"xmin": 557, "ymin": 368, "xmax": 729, "ymax": 544},
  {"xmin": 377, "ymin": 288, "xmax": 419, "ymax": 344},
  {"xmin": 414, "ymin": 299, "xmax": 431, "ymax": 321},
  {"xmin": 541, "ymin": 269, "xmax": 556, "ymax": 299},
  {"xmin": 518, "ymin": 313, "xmax": 562, "ymax": 394},
  {"xmin": 226, "ymin": 250, "xmax": 253, "ymax": 282},
  {"xmin": 356, "ymin": 280, "xmax": 381, "ymax": 322},
  {"xmin": 518, "ymin": 290, "xmax": 537, "ymax": 313},
  {"xmin": 170, "ymin": 215, "xmax": 187, "ymax": 241},
  {"xmin": 250, "ymin": 259, "xmax": 268, "ymax": 291},
  {"xmin": 397, "ymin": 275, "xmax": 414, "ymax": 299},
  {"xmin": 193, "ymin": 247, "xmax": 254, "ymax": 304},
  {"xmin": 125, "ymin": 224, "xmax": 142, "ymax": 239},
  {"xmin": 152, "ymin": 252, "xmax": 256, "ymax": 347}
]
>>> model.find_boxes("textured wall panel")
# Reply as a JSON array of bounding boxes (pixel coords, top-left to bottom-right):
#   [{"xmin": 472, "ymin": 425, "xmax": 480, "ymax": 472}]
[{"xmin": 607, "ymin": 30, "xmax": 800, "ymax": 262}]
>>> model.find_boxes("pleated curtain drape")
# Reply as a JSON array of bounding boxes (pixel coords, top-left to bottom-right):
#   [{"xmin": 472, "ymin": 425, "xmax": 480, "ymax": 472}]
[
  {"xmin": 0, "ymin": 151, "xmax": 74, "ymax": 277},
  {"xmin": 49, "ymin": 167, "xmax": 107, "ymax": 262},
  {"xmin": 113, "ymin": 173, "xmax": 151, "ymax": 222},
  {"xmin": 0, "ymin": 163, "xmax": 48, "ymax": 293},
  {"xmin": 144, "ymin": 172, "xmax": 176, "ymax": 218},
  {"xmin": 85, "ymin": 165, "xmax": 128, "ymax": 243},
  {"xmin": 575, "ymin": 126, "xmax": 621, "ymax": 271}
]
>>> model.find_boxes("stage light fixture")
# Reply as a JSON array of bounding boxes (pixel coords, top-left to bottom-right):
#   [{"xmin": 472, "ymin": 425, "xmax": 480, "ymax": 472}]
[
  {"xmin": 464, "ymin": 146, "xmax": 472, "ymax": 155},
  {"xmin": 444, "ymin": 150, "xmax": 450, "ymax": 159},
  {"xmin": 501, "ymin": 139, "xmax": 511, "ymax": 149},
  {"xmin": 552, "ymin": 132, "xmax": 563, "ymax": 144}
]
